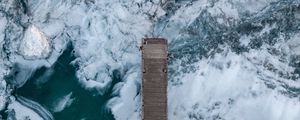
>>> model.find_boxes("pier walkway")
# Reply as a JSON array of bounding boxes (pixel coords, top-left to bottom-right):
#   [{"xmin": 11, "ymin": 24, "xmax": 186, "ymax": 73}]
[{"xmin": 141, "ymin": 38, "xmax": 168, "ymax": 120}]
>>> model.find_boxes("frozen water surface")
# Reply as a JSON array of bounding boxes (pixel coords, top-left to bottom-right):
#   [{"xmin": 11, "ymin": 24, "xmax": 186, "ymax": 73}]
[{"xmin": 0, "ymin": 0, "xmax": 300, "ymax": 120}]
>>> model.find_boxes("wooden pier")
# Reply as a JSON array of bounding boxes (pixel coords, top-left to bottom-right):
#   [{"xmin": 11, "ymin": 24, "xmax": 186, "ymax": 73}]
[{"xmin": 141, "ymin": 38, "xmax": 168, "ymax": 120}]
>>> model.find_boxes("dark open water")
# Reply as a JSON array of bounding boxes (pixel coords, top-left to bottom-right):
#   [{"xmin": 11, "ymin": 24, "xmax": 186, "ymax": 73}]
[{"xmin": 16, "ymin": 45, "xmax": 117, "ymax": 120}]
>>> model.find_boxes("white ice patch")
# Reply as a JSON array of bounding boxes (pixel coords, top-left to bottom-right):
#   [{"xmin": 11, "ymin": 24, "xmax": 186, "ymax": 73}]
[
  {"xmin": 227, "ymin": 94, "xmax": 300, "ymax": 120},
  {"xmin": 169, "ymin": 47, "xmax": 300, "ymax": 120},
  {"xmin": 159, "ymin": 0, "xmax": 276, "ymax": 40},
  {"xmin": 233, "ymin": 0, "xmax": 279, "ymax": 14},
  {"xmin": 158, "ymin": 0, "xmax": 208, "ymax": 40},
  {"xmin": 288, "ymin": 33, "xmax": 300, "ymax": 55},
  {"xmin": 0, "ymin": 80, "xmax": 7, "ymax": 111},
  {"xmin": 8, "ymin": 56, "xmax": 55, "ymax": 88},
  {"xmin": 0, "ymin": 12, "xmax": 6, "ymax": 46},
  {"xmin": 110, "ymin": 68, "xmax": 141, "ymax": 120},
  {"xmin": 52, "ymin": 92, "xmax": 75, "ymax": 113},
  {"xmin": 38, "ymin": 20, "xmax": 65, "ymax": 38},
  {"xmin": 8, "ymin": 100, "xmax": 43, "ymax": 120},
  {"xmin": 61, "ymin": 1, "xmax": 151, "ymax": 97},
  {"xmin": 0, "ymin": 13, "xmax": 8, "ymax": 109},
  {"xmin": 19, "ymin": 25, "xmax": 51, "ymax": 59},
  {"xmin": 239, "ymin": 35, "xmax": 251, "ymax": 46},
  {"xmin": 207, "ymin": 0, "xmax": 240, "ymax": 20}
]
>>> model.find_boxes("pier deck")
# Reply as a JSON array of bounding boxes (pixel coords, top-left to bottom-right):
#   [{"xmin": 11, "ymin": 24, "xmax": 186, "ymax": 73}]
[{"xmin": 141, "ymin": 38, "xmax": 168, "ymax": 120}]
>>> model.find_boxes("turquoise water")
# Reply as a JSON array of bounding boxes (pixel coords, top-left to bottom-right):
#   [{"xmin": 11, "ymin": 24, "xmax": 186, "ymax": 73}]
[{"xmin": 16, "ymin": 45, "xmax": 117, "ymax": 120}]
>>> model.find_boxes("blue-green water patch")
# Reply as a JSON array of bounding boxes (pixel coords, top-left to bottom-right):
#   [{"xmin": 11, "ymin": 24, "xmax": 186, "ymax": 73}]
[{"xmin": 16, "ymin": 44, "xmax": 118, "ymax": 120}]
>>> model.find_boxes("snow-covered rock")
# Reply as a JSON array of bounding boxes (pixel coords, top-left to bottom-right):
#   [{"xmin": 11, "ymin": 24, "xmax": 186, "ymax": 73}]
[{"xmin": 19, "ymin": 25, "xmax": 51, "ymax": 59}]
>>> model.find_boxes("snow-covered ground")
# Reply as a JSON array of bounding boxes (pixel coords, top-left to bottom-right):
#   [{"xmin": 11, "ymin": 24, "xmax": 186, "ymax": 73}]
[
  {"xmin": 8, "ymin": 100, "xmax": 43, "ymax": 120},
  {"xmin": 0, "ymin": 0, "xmax": 300, "ymax": 120}
]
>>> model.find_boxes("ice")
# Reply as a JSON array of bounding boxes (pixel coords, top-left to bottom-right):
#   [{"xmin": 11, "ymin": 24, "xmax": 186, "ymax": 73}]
[
  {"xmin": 0, "ymin": 12, "xmax": 8, "ymax": 111},
  {"xmin": 8, "ymin": 99, "xmax": 43, "ymax": 120},
  {"xmin": 207, "ymin": 0, "xmax": 240, "ymax": 20},
  {"xmin": 0, "ymin": 12, "xmax": 6, "ymax": 44},
  {"xmin": 169, "ymin": 48, "xmax": 300, "ymax": 120},
  {"xmin": 0, "ymin": 0, "xmax": 300, "ymax": 120},
  {"xmin": 19, "ymin": 1, "xmax": 155, "ymax": 119},
  {"xmin": 157, "ymin": 0, "xmax": 207, "ymax": 40},
  {"xmin": 0, "ymin": 80, "xmax": 7, "ymax": 111},
  {"xmin": 110, "ymin": 67, "xmax": 142, "ymax": 120},
  {"xmin": 288, "ymin": 33, "xmax": 300, "ymax": 55},
  {"xmin": 64, "ymin": 1, "xmax": 152, "ymax": 95},
  {"xmin": 52, "ymin": 92, "xmax": 74, "ymax": 113},
  {"xmin": 14, "ymin": 96, "xmax": 54, "ymax": 120},
  {"xmin": 19, "ymin": 25, "xmax": 51, "ymax": 59}
]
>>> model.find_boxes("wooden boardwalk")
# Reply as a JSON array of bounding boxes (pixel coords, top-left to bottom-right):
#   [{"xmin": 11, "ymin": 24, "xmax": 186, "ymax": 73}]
[{"xmin": 141, "ymin": 38, "xmax": 168, "ymax": 120}]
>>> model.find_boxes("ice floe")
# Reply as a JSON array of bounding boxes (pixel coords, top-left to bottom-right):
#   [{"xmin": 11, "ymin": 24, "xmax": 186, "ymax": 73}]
[
  {"xmin": 52, "ymin": 92, "xmax": 74, "ymax": 113},
  {"xmin": 19, "ymin": 25, "xmax": 51, "ymax": 59},
  {"xmin": 8, "ymin": 98, "xmax": 44, "ymax": 120}
]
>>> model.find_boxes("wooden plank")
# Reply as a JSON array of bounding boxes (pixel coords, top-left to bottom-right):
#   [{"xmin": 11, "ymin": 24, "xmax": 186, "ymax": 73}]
[{"xmin": 142, "ymin": 38, "xmax": 168, "ymax": 120}]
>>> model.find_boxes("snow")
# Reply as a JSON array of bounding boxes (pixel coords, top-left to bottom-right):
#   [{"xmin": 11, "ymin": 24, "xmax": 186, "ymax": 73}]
[
  {"xmin": 0, "ymin": 12, "xmax": 8, "ymax": 111},
  {"xmin": 8, "ymin": 99, "xmax": 43, "ymax": 120},
  {"xmin": 288, "ymin": 33, "xmax": 300, "ymax": 55},
  {"xmin": 169, "ymin": 48, "xmax": 300, "ymax": 120},
  {"xmin": 233, "ymin": 0, "xmax": 278, "ymax": 14},
  {"xmin": 229, "ymin": 94, "xmax": 300, "ymax": 120},
  {"xmin": 0, "ymin": 0, "xmax": 300, "ymax": 120},
  {"xmin": 63, "ymin": 1, "xmax": 151, "ymax": 97},
  {"xmin": 207, "ymin": 0, "xmax": 240, "ymax": 19},
  {"xmin": 0, "ymin": 80, "xmax": 7, "ymax": 111},
  {"xmin": 110, "ymin": 67, "xmax": 142, "ymax": 120},
  {"xmin": 38, "ymin": 20, "xmax": 65, "ymax": 38},
  {"xmin": 19, "ymin": 25, "xmax": 51, "ymax": 59},
  {"xmin": 0, "ymin": 12, "xmax": 6, "ymax": 44},
  {"xmin": 239, "ymin": 35, "xmax": 252, "ymax": 46}
]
